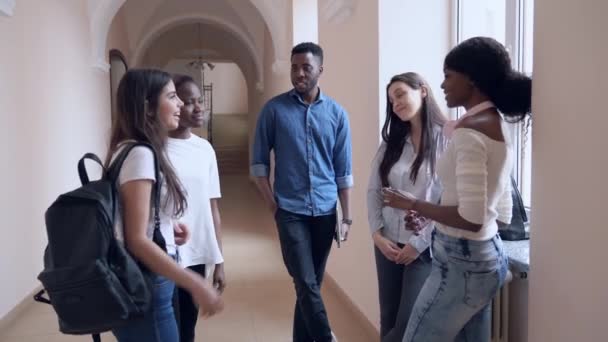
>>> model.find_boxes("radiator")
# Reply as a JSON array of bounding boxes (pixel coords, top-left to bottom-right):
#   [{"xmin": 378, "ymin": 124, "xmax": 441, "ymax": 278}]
[{"xmin": 491, "ymin": 270, "xmax": 513, "ymax": 342}]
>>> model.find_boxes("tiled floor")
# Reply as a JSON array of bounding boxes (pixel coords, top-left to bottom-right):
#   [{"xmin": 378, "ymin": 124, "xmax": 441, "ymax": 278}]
[{"xmin": 0, "ymin": 174, "xmax": 375, "ymax": 342}]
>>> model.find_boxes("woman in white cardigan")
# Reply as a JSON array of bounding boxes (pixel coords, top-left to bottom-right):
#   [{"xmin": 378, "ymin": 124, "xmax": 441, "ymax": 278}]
[
  {"xmin": 383, "ymin": 37, "xmax": 532, "ymax": 342},
  {"xmin": 367, "ymin": 72, "xmax": 447, "ymax": 342}
]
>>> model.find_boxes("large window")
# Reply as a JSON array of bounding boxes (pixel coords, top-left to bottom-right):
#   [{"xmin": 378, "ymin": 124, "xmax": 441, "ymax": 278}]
[{"xmin": 454, "ymin": 0, "xmax": 534, "ymax": 207}]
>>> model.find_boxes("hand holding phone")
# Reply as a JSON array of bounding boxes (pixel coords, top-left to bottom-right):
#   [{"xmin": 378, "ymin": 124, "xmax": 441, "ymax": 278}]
[{"xmin": 381, "ymin": 187, "xmax": 417, "ymax": 210}]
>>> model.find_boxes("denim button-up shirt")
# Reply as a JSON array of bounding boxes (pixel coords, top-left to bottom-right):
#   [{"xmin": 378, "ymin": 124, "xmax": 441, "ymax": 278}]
[{"xmin": 250, "ymin": 89, "xmax": 353, "ymax": 216}]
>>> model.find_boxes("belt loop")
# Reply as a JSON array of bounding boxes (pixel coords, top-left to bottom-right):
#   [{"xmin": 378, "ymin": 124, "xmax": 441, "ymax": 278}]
[
  {"xmin": 460, "ymin": 238, "xmax": 471, "ymax": 258},
  {"xmin": 491, "ymin": 234, "xmax": 500, "ymax": 252},
  {"xmin": 174, "ymin": 249, "xmax": 181, "ymax": 264},
  {"xmin": 430, "ymin": 230, "xmax": 436, "ymax": 259}
]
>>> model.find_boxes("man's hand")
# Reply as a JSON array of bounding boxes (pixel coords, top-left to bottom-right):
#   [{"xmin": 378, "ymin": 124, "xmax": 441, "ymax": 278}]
[
  {"xmin": 269, "ymin": 201, "xmax": 278, "ymax": 215},
  {"xmin": 339, "ymin": 222, "xmax": 351, "ymax": 241}
]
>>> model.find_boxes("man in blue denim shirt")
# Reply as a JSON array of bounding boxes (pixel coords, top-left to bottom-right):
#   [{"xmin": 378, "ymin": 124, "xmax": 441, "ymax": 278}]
[{"xmin": 251, "ymin": 42, "xmax": 353, "ymax": 342}]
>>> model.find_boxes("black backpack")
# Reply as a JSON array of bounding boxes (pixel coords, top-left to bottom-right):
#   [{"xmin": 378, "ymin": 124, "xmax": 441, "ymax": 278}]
[
  {"xmin": 498, "ymin": 176, "xmax": 530, "ymax": 241},
  {"xmin": 34, "ymin": 142, "xmax": 167, "ymax": 342}
]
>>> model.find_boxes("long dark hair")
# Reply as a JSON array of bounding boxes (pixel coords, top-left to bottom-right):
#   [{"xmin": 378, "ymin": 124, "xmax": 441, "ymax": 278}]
[
  {"xmin": 379, "ymin": 73, "xmax": 447, "ymax": 186},
  {"xmin": 444, "ymin": 36, "xmax": 532, "ymax": 122},
  {"xmin": 106, "ymin": 69, "xmax": 187, "ymax": 217}
]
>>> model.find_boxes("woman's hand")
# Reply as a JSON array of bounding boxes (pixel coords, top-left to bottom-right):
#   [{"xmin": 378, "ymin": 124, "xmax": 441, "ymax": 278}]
[
  {"xmin": 405, "ymin": 210, "xmax": 430, "ymax": 235},
  {"xmin": 382, "ymin": 188, "xmax": 417, "ymax": 210},
  {"xmin": 189, "ymin": 275, "xmax": 224, "ymax": 319},
  {"xmin": 372, "ymin": 231, "xmax": 400, "ymax": 262},
  {"xmin": 395, "ymin": 244, "xmax": 420, "ymax": 265},
  {"xmin": 174, "ymin": 222, "xmax": 190, "ymax": 246}
]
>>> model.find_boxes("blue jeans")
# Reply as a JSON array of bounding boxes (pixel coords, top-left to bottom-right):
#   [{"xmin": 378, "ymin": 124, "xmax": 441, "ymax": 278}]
[
  {"xmin": 275, "ymin": 208, "xmax": 335, "ymax": 342},
  {"xmin": 112, "ymin": 275, "xmax": 178, "ymax": 342},
  {"xmin": 375, "ymin": 246, "xmax": 432, "ymax": 342},
  {"xmin": 403, "ymin": 230, "xmax": 509, "ymax": 342}
]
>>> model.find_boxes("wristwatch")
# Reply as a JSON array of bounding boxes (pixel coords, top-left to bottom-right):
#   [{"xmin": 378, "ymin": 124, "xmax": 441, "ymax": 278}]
[{"xmin": 341, "ymin": 218, "xmax": 353, "ymax": 225}]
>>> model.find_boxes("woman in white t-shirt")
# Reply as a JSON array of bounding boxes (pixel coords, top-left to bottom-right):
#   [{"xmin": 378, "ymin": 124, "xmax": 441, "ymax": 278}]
[
  {"xmin": 382, "ymin": 37, "xmax": 532, "ymax": 341},
  {"xmin": 167, "ymin": 74, "xmax": 226, "ymax": 342},
  {"xmin": 105, "ymin": 69, "xmax": 223, "ymax": 342}
]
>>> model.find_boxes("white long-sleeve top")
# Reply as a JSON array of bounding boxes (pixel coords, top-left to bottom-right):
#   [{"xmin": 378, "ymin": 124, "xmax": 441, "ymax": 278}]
[
  {"xmin": 367, "ymin": 129, "xmax": 447, "ymax": 252},
  {"xmin": 436, "ymin": 123, "xmax": 513, "ymax": 241}
]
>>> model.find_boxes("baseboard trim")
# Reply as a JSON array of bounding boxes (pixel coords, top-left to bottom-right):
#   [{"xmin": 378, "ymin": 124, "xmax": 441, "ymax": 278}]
[
  {"xmin": 0, "ymin": 285, "xmax": 43, "ymax": 332},
  {"xmin": 324, "ymin": 274, "xmax": 379, "ymax": 341}
]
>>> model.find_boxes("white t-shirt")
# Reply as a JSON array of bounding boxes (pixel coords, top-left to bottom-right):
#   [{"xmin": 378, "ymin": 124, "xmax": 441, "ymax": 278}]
[
  {"xmin": 436, "ymin": 125, "xmax": 513, "ymax": 241},
  {"xmin": 167, "ymin": 134, "xmax": 223, "ymax": 268},
  {"xmin": 112, "ymin": 144, "xmax": 177, "ymax": 255}
]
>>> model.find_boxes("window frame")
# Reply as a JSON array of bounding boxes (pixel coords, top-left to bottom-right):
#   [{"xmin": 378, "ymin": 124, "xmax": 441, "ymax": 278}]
[{"xmin": 452, "ymin": 0, "xmax": 534, "ymax": 208}]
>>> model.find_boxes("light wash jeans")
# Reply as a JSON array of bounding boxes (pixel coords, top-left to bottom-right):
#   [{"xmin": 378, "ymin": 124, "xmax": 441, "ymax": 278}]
[
  {"xmin": 112, "ymin": 274, "xmax": 178, "ymax": 342},
  {"xmin": 403, "ymin": 230, "xmax": 509, "ymax": 342}
]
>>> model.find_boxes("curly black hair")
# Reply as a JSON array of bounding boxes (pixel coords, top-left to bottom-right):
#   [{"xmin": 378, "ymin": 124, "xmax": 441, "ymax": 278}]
[
  {"xmin": 172, "ymin": 74, "xmax": 197, "ymax": 92},
  {"xmin": 445, "ymin": 36, "xmax": 532, "ymax": 122}
]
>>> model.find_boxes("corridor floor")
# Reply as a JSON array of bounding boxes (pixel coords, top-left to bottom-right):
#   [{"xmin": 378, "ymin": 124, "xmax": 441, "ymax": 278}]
[{"xmin": 0, "ymin": 174, "xmax": 375, "ymax": 342}]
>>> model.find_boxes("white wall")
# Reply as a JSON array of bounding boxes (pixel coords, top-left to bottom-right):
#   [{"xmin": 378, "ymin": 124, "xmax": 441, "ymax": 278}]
[
  {"xmin": 164, "ymin": 60, "xmax": 249, "ymax": 115},
  {"xmin": 528, "ymin": 0, "xmax": 608, "ymax": 341},
  {"xmin": 0, "ymin": 0, "xmax": 123, "ymax": 320},
  {"xmin": 205, "ymin": 63, "xmax": 249, "ymax": 114},
  {"xmin": 293, "ymin": 0, "xmax": 318, "ymax": 44},
  {"xmin": 0, "ymin": 0, "xmax": 111, "ymax": 319},
  {"xmin": 378, "ymin": 0, "xmax": 452, "ymax": 125}
]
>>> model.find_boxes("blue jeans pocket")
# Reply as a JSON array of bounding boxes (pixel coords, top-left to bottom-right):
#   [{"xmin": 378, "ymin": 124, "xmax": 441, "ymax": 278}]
[{"xmin": 463, "ymin": 268, "xmax": 500, "ymax": 309}]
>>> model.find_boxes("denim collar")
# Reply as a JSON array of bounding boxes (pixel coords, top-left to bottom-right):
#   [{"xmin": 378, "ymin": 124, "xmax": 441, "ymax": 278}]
[{"xmin": 289, "ymin": 87, "xmax": 326, "ymax": 105}]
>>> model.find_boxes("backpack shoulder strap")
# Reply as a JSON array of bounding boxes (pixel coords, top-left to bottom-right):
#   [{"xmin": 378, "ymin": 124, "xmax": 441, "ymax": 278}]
[
  {"xmin": 510, "ymin": 176, "xmax": 528, "ymax": 222},
  {"xmin": 77, "ymin": 153, "xmax": 104, "ymax": 185},
  {"xmin": 106, "ymin": 142, "xmax": 167, "ymax": 252}
]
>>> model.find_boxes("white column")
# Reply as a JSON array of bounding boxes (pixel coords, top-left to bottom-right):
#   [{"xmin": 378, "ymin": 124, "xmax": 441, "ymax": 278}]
[
  {"xmin": 529, "ymin": 1, "xmax": 608, "ymax": 341},
  {"xmin": 292, "ymin": 0, "xmax": 318, "ymax": 44},
  {"xmin": 318, "ymin": 0, "xmax": 380, "ymax": 332}
]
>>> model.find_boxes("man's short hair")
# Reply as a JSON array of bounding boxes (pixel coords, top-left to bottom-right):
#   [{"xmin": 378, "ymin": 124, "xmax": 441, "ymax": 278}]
[{"xmin": 291, "ymin": 42, "xmax": 324, "ymax": 64}]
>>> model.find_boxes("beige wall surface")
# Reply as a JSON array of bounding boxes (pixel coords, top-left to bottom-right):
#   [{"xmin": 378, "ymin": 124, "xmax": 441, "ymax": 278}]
[
  {"xmin": 528, "ymin": 0, "xmax": 608, "ymax": 341},
  {"xmin": 0, "ymin": 0, "xmax": 121, "ymax": 320},
  {"xmin": 319, "ymin": 0, "xmax": 381, "ymax": 328}
]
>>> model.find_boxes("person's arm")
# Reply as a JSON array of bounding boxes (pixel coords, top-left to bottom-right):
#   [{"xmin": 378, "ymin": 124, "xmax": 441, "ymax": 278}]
[
  {"xmin": 338, "ymin": 187, "xmax": 352, "ymax": 237},
  {"xmin": 496, "ymin": 179, "xmax": 513, "ymax": 227},
  {"xmin": 253, "ymin": 177, "xmax": 277, "ymax": 213},
  {"xmin": 205, "ymin": 146, "xmax": 226, "ymax": 293},
  {"xmin": 383, "ymin": 192, "xmax": 482, "ymax": 232},
  {"xmin": 251, "ymin": 103, "xmax": 277, "ymax": 213},
  {"xmin": 366, "ymin": 143, "xmax": 400, "ymax": 260},
  {"xmin": 120, "ymin": 180, "xmax": 223, "ymax": 317},
  {"xmin": 367, "ymin": 144, "xmax": 386, "ymax": 236},
  {"xmin": 210, "ymin": 198, "xmax": 226, "ymax": 293},
  {"xmin": 334, "ymin": 109, "xmax": 354, "ymax": 238}
]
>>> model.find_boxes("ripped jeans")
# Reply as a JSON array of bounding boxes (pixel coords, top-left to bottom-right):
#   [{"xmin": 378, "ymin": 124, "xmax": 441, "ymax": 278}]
[{"xmin": 403, "ymin": 229, "xmax": 509, "ymax": 342}]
